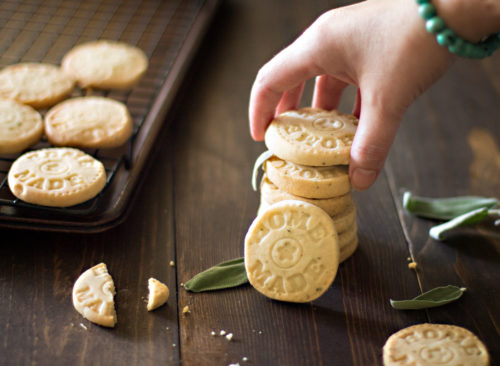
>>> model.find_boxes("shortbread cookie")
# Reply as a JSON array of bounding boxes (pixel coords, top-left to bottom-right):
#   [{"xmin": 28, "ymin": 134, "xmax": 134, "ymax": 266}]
[
  {"xmin": 0, "ymin": 63, "xmax": 74, "ymax": 108},
  {"xmin": 340, "ymin": 237, "xmax": 358, "ymax": 263},
  {"xmin": 0, "ymin": 99, "xmax": 43, "ymax": 154},
  {"xmin": 61, "ymin": 40, "xmax": 148, "ymax": 89},
  {"xmin": 265, "ymin": 108, "xmax": 358, "ymax": 166},
  {"xmin": 383, "ymin": 323, "xmax": 490, "ymax": 366},
  {"xmin": 331, "ymin": 203, "xmax": 356, "ymax": 234},
  {"xmin": 245, "ymin": 200, "xmax": 339, "ymax": 302},
  {"xmin": 8, "ymin": 147, "xmax": 106, "ymax": 207},
  {"xmin": 261, "ymin": 175, "xmax": 352, "ymax": 216},
  {"xmin": 147, "ymin": 278, "xmax": 169, "ymax": 311},
  {"xmin": 45, "ymin": 96, "xmax": 133, "ymax": 148},
  {"xmin": 72, "ymin": 263, "xmax": 117, "ymax": 328},
  {"xmin": 265, "ymin": 155, "xmax": 351, "ymax": 198}
]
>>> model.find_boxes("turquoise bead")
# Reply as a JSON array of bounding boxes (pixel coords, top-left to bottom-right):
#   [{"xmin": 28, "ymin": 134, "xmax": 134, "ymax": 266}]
[
  {"xmin": 418, "ymin": 4, "xmax": 435, "ymax": 19},
  {"xmin": 416, "ymin": 0, "xmax": 429, "ymax": 3},
  {"xmin": 448, "ymin": 38, "xmax": 464, "ymax": 55},
  {"xmin": 437, "ymin": 29, "xmax": 455, "ymax": 46},
  {"xmin": 426, "ymin": 17, "xmax": 445, "ymax": 34}
]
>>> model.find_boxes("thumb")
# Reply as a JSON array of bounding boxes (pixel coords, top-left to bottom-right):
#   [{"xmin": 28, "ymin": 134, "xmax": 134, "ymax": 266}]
[{"xmin": 349, "ymin": 92, "xmax": 404, "ymax": 190}]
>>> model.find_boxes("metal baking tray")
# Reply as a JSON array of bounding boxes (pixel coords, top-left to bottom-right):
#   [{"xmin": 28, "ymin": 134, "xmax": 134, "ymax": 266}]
[{"xmin": 0, "ymin": 0, "xmax": 218, "ymax": 232}]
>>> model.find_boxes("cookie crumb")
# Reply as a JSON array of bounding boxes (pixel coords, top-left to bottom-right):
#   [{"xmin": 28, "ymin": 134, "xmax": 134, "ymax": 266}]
[
  {"xmin": 210, "ymin": 331, "xmax": 216, "ymax": 336},
  {"xmin": 182, "ymin": 305, "xmax": 190, "ymax": 315},
  {"xmin": 225, "ymin": 333, "xmax": 233, "ymax": 341},
  {"xmin": 79, "ymin": 323, "xmax": 88, "ymax": 330},
  {"xmin": 242, "ymin": 357, "xmax": 248, "ymax": 362},
  {"xmin": 408, "ymin": 262, "xmax": 417, "ymax": 269},
  {"xmin": 220, "ymin": 330, "xmax": 226, "ymax": 336},
  {"xmin": 169, "ymin": 261, "xmax": 175, "ymax": 267}
]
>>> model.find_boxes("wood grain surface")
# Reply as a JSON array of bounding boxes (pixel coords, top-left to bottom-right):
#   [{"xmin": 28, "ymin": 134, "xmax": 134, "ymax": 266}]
[{"xmin": 0, "ymin": 1, "xmax": 499, "ymax": 365}]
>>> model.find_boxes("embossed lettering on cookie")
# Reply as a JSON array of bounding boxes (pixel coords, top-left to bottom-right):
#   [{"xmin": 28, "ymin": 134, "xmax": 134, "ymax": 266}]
[{"xmin": 244, "ymin": 200, "xmax": 340, "ymax": 303}]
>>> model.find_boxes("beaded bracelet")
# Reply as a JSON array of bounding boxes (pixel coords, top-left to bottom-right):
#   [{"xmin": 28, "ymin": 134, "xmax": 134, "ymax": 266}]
[{"xmin": 416, "ymin": 0, "xmax": 500, "ymax": 58}]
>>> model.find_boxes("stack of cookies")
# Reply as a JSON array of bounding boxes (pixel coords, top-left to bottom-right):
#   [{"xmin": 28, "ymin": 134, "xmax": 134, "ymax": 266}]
[{"xmin": 256, "ymin": 108, "xmax": 359, "ymax": 263}]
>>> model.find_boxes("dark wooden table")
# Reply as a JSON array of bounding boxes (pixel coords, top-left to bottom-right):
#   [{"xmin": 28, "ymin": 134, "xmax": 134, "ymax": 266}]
[{"xmin": 1, "ymin": 1, "xmax": 499, "ymax": 365}]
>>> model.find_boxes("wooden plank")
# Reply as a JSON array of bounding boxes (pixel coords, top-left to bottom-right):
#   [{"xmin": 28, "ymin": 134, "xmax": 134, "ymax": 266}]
[
  {"xmin": 386, "ymin": 52, "xmax": 500, "ymax": 363},
  {"xmin": 0, "ymin": 130, "xmax": 180, "ymax": 365}
]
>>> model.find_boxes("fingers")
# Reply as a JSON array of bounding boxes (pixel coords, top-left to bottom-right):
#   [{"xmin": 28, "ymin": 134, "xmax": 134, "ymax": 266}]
[
  {"xmin": 349, "ymin": 90, "xmax": 404, "ymax": 191},
  {"xmin": 249, "ymin": 39, "xmax": 322, "ymax": 141},
  {"xmin": 312, "ymin": 75, "xmax": 348, "ymax": 111}
]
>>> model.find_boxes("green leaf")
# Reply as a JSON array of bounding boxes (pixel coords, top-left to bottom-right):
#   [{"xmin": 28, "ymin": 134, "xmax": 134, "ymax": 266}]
[
  {"xmin": 402, "ymin": 191, "xmax": 498, "ymax": 220},
  {"xmin": 390, "ymin": 285, "xmax": 466, "ymax": 310},
  {"xmin": 429, "ymin": 207, "xmax": 490, "ymax": 241},
  {"xmin": 184, "ymin": 257, "xmax": 248, "ymax": 292},
  {"xmin": 251, "ymin": 150, "xmax": 274, "ymax": 191}
]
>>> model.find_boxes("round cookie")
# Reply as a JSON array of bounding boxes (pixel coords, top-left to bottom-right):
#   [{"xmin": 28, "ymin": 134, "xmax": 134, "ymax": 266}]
[
  {"xmin": 338, "ymin": 221, "xmax": 358, "ymax": 263},
  {"xmin": 265, "ymin": 155, "xmax": 351, "ymax": 198},
  {"xmin": 0, "ymin": 63, "xmax": 74, "ymax": 108},
  {"xmin": 264, "ymin": 108, "xmax": 358, "ymax": 166},
  {"xmin": 383, "ymin": 323, "xmax": 490, "ymax": 366},
  {"xmin": 8, "ymin": 147, "xmax": 106, "ymax": 207},
  {"xmin": 331, "ymin": 203, "xmax": 356, "ymax": 234},
  {"xmin": 245, "ymin": 200, "xmax": 340, "ymax": 303},
  {"xmin": 0, "ymin": 99, "xmax": 43, "ymax": 154},
  {"xmin": 340, "ymin": 236, "xmax": 358, "ymax": 263},
  {"xmin": 45, "ymin": 96, "xmax": 133, "ymax": 148},
  {"xmin": 61, "ymin": 40, "xmax": 148, "ymax": 89},
  {"xmin": 260, "ymin": 175, "xmax": 352, "ymax": 216}
]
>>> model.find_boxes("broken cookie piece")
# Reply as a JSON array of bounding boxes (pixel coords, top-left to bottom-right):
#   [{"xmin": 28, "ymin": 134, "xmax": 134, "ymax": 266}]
[
  {"xmin": 147, "ymin": 278, "xmax": 169, "ymax": 311},
  {"xmin": 72, "ymin": 263, "xmax": 117, "ymax": 327}
]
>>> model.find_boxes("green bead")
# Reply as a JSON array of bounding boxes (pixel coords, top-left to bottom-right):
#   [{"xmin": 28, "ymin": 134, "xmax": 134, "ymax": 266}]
[
  {"xmin": 416, "ymin": 0, "xmax": 429, "ymax": 3},
  {"xmin": 426, "ymin": 17, "xmax": 445, "ymax": 34},
  {"xmin": 437, "ymin": 29, "xmax": 455, "ymax": 46},
  {"xmin": 418, "ymin": 4, "xmax": 435, "ymax": 19},
  {"xmin": 448, "ymin": 38, "xmax": 464, "ymax": 55}
]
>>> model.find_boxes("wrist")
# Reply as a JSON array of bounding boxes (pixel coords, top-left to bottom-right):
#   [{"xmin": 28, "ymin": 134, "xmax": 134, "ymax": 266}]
[{"xmin": 433, "ymin": 0, "xmax": 500, "ymax": 42}]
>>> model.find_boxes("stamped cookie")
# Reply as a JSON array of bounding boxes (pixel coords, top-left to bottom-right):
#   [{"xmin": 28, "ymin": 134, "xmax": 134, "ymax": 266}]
[
  {"xmin": 8, "ymin": 147, "xmax": 106, "ymax": 207},
  {"xmin": 383, "ymin": 323, "xmax": 490, "ymax": 366},
  {"xmin": 0, "ymin": 63, "xmax": 74, "ymax": 108},
  {"xmin": 338, "ymin": 221, "xmax": 358, "ymax": 263},
  {"xmin": 332, "ymin": 203, "xmax": 356, "ymax": 234},
  {"xmin": 45, "ymin": 96, "xmax": 133, "ymax": 148},
  {"xmin": 147, "ymin": 278, "xmax": 169, "ymax": 311},
  {"xmin": 72, "ymin": 263, "xmax": 117, "ymax": 328},
  {"xmin": 261, "ymin": 175, "xmax": 352, "ymax": 217},
  {"xmin": 0, "ymin": 99, "xmax": 43, "ymax": 154},
  {"xmin": 245, "ymin": 200, "xmax": 339, "ymax": 302},
  {"xmin": 61, "ymin": 40, "xmax": 148, "ymax": 89},
  {"xmin": 265, "ymin": 155, "xmax": 351, "ymax": 198},
  {"xmin": 264, "ymin": 108, "xmax": 358, "ymax": 166}
]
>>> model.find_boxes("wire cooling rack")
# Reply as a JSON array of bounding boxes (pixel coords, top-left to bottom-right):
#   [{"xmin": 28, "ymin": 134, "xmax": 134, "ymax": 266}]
[{"xmin": 0, "ymin": 0, "xmax": 218, "ymax": 232}]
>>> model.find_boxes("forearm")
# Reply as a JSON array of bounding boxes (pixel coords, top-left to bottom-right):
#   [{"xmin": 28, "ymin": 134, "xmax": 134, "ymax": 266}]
[{"xmin": 433, "ymin": 0, "xmax": 500, "ymax": 42}]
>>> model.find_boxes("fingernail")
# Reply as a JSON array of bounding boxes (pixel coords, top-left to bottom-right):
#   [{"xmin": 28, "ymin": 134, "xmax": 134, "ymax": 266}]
[{"xmin": 351, "ymin": 168, "xmax": 378, "ymax": 191}]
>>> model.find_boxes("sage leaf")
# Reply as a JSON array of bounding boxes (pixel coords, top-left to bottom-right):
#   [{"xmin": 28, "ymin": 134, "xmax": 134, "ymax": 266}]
[
  {"xmin": 252, "ymin": 150, "xmax": 274, "ymax": 191},
  {"xmin": 402, "ymin": 191, "xmax": 498, "ymax": 220},
  {"xmin": 184, "ymin": 257, "xmax": 248, "ymax": 292},
  {"xmin": 429, "ymin": 207, "xmax": 490, "ymax": 241},
  {"xmin": 390, "ymin": 285, "xmax": 466, "ymax": 310}
]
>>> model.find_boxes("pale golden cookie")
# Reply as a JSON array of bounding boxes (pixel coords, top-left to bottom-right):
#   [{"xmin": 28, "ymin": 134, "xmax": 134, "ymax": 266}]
[
  {"xmin": 8, "ymin": 147, "xmax": 106, "ymax": 207},
  {"xmin": 332, "ymin": 203, "xmax": 356, "ymax": 234},
  {"xmin": 72, "ymin": 263, "xmax": 117, "ymax": 328},
  {"xmin": 45, "ymin": 96, "xmax": 133, "ymax": 148},
  {"xmin": 245, "ymin": 200, "xmax": 339, "ymax": 303},
  {"xmin": 0, "ymin": 99, "xmax": 43, "ymax": 154},
  {"xmin": 0, "ymin": 63, "xmax": 74, "ymax": 108},
  {"xmin": 265, "ymin": 108, "xmax": 358, "ymax": 166},
  {"xmin": 265, "ymin": 155, "xmax": 351, "ymax": 198},
  {"xmin": 340, "ymin": 236, "xmax": 358, "ymax": 263},
  {"xmin": 383, "ymin": 323, "xmax": 490, "ymax": 366},
  {"xmin": 260, "ymin": 175, "xmax": 352, "ymax": 216},
  {"xmin": 338, "ymin": 221, "xmax": 358, "ymax": 263},
  {"xmin": 61, "ymin": 40, "xmax": 148, "ymax": 89},
  {"xmin": 147, "ymin": 278, "xmax": 169, "ymax": 311}
]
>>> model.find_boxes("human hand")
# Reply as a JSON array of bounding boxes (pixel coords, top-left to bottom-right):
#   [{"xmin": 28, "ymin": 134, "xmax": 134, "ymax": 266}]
[{"xmin": 248, "ymin": 0, "xmax": 455, "ymax": 190}]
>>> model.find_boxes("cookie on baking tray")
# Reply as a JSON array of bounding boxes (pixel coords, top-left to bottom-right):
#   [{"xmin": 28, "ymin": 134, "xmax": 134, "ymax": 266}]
[
  {"xmin": 0, "ymin": 99, "xmax": 43, "ymax": 154},
  {"xmin": 8, "ymin": 147, "xmax": 106, "ymax": 207},
  {"xmin": 245, "ymin": 200, "xmax": 340, "ymax": 303},
  {"xmin": 382, "ymin": 323, "xmax": 490, "ymax": 366},
  {"xmin": 260, "ymin": 175, "xmax": 352, "ymax": 217},
  {"xmin": 0, "ymin": 63, "xmax": 74, "ymax": 109},
  {"xmin": 264, "ymin": 108, "xmax": 358, "ymax": 166},
  {"xmin": 44, "ymin": 96, "xmax": 133, "ymax": 149},
  {"xmin": 61, "ymin": 40, "xmax": 148, "ymax": 89},
  {"xmin": 72, "ymin": 263, "xmax": 117, "ymax": 328},
  {"xmin": 264, "ymin": 155, "xmax": 351, "ymax": 199}
]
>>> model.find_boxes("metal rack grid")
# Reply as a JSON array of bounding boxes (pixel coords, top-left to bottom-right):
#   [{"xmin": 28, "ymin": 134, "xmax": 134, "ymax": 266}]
[{"xmin": 0, "ymin": 0, "xmax": 218, "ymax": 232}]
